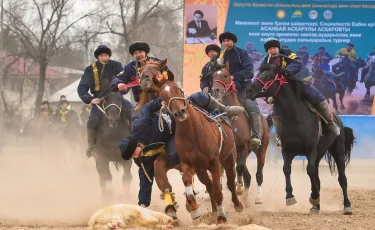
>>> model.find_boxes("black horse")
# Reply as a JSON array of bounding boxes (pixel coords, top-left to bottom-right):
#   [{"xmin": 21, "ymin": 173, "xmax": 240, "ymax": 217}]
[
  {"xmin": 93, "ymin": 79, "xmax": 133, "ymax": 201},
  {"xmin": 246, "ymin": 64, "xmax": 355, "ymax": 215}
]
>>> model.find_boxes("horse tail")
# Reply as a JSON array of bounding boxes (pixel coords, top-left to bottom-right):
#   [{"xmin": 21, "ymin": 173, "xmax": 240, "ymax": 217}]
[{"xmin": 326, "ymin": 126, "xmax": 355, "ymax": 175}]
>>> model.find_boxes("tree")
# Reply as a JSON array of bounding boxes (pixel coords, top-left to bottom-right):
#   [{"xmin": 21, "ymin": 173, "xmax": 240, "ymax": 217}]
[
  {"xmin": 99, "ymin": 0, "xmax": 183, "ymax": 83},
  {"xmin": 3, "ymin": 0, "xmax": 96, "ymax": 117}
]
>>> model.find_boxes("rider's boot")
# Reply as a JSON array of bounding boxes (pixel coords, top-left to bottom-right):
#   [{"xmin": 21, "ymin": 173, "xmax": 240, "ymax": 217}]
[
  {"xmin": 207, "ymin": 94, "xmax": 245, "ymax": 117},
  {"xmin": 271, "ymin": 115, "xmax": 282, "ymax": 146},
  {"xmin": 249, "ymin": 112, "xmax": 262, "ymax": 149},
  {"xmin": 316, "ymin": 100, "xmax": 341, "ymax": 136},
  {"xmin": 86, "ymin": 128, "xmax": 97, "ymax": 158}
]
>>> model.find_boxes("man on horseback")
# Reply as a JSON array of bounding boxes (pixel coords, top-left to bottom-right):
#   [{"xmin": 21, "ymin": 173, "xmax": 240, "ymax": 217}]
[
  {"xmin": 216, "ymin": 31, "xmax": 263, "ymax": 148},
  {"xmin": 78, "ymin": 45, "xmax": 134, "ymax": 158},
  {"xmin": 200, "ymin": 43, "xmax": 221, "ymax": 92},
  {"xmin": 110, "ymin": 41, "xmax": 169, "ymax": 103},
  {"xmin": 311, "ymin": 46, "xmax": 333, "ymax": 72},
  {"xmin": 360, "ymin": 46, "xmax": 375, "ymax": 83},
  {"xmin": 52, "ymin": 100, "xmax": 77, "ymax": 126},
  {"xmin": 334, "ymin": 43, "xmax": 357, "ymax": 80},
  {"xmin": 119, "ymin": 92, "xmax": 245, "ymax": 208},
  {"xmin": 261, "ymin": 37, "xmax": 341, "ymax": 145}
]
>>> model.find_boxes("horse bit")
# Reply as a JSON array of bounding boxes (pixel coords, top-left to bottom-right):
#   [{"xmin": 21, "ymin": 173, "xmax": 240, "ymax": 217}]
[{"xmin": 96, "ymin": 98, "xmax": 122, "ymax": 119}]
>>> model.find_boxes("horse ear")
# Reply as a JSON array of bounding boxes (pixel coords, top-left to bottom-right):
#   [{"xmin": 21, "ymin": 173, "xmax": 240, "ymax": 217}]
[
  {"xmin": 159, "ymin": 58, "xmax": 168, "ymax": 70},
  {"xmin": 152, "ymin": 76, "xmax": 160, "ymax": 87},
  {"xmin": 166, "ymin": 70, "xmax": 174, "ymax": 81},
  {"xmin": 223, "ymin": 61, "xmax": 230, "ymax": 71}
]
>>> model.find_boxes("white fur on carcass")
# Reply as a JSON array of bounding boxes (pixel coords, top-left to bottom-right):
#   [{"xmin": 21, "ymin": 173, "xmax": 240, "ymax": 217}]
[{"xmin": 88, "ymin": 204, "xmax": 173, "ymax": 229}]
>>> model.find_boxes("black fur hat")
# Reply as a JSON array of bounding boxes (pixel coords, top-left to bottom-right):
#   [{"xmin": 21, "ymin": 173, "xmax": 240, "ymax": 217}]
[
  {"xmin": 264, "ymin": 37, "xmax": 280, "ymax": 52},
  {"xmin": 205, "ymin": 44, "xmax": 221, "ymax": 55},
  {"xmin": 94, "ymin": 45, "xmax": 112, "ymax": 59},
  {"xmin": 120, "ymin": 136, "xmax": 139, "ymax": 160},
  {"xmin": 129, "ymin": 41, "xmax": 150, "ymax": 55},
  {"xmin": 219, "ymin": 32, "xmax": 238, "ymax": 44}
]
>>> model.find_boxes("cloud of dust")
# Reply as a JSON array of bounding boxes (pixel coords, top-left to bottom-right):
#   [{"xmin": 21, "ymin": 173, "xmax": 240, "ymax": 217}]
[{"xmin": 0, "ymin": 138, "xmax": 140, "ymax": 227}]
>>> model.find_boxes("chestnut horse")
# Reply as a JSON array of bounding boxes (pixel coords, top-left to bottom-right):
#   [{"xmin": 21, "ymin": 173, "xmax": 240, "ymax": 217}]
[
  {"xmin": 149, "ymin": 76, "xmax": 243, "ymax": 223},
  {"xmin": 210, "ymin": 61, "xmax": 270, "ymax": 205}
]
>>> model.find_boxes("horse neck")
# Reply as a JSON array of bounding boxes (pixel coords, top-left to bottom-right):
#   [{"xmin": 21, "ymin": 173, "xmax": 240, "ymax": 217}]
[
  {"xmin": 274, "ymin": 85, "xmax": 307, "ymax": 123},
  {"xmin": 175, "ymin": 103, "xmax": 200, "ymax": 135},
  {"xmin": 221, "ymin": 90, "xmax": 241, "ymax": 106}
]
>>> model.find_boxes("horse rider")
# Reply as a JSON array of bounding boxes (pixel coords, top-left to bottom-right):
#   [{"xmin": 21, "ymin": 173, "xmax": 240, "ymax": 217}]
[
  {"xmin": 80, "ymin": 103, "xmax": 92, "ymax": 124},
  {"xmin": 41, "ymin": 101, "xmax": 54, "ymax": 116},
  {"xmin": 296, "ymin": 45, "xmax": 310, "ymax": 67},
  {"xmin": 52, "ymin": 100, "xmax": 77, "ymax": 126},
  {"xmin": 360, "ymin": 46, "xmax": 375, "ymax": 83},
  {"xmin": 120, "ymin": 91, "xmax": 245, "ymax": 208},
  {"xmin": 77, "ymin": 45, "xmax": 134, "ymax": 158},
  {"xmin": 200, "ymin": 43, "xmax": 221, "ymax": 93},
  {"xmin": 110, "ymin": 41, "xmax": 169, "ymax": 104},
  {"xmin": 334, "ymin": 42, "xmax": 357, "ymax": 79},
  {"xmin": 311, "ymin": 46, "xmax": 333, "ymax": 72},
  {"xmin": 246, "ymin": 42, "xmax": 263, "ymax": 63},
  {"xmin": 216, "ymin": 31, "xmax": 263, "ymax": 149},
  {"xmin": 261, "ymin": 37, "xmax": 341, "ymax": 146},
  {"xmin": 56, "ymin": 95, "xmax": 74, "ymax": 111}
]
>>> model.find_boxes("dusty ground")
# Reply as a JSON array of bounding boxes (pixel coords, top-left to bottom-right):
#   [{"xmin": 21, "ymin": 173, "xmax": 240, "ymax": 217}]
[{"xmin": 0, "ymin": 144, "xmax": 374, "ymax": 230}]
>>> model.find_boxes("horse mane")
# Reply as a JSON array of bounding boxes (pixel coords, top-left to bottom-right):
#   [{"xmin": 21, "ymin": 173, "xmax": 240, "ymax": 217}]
[
  {"xmin": 136, "ymin": 91, "xmax": 159, "ymax": 111},
  {"xmin": 258, "ymin": 64, "xmax": 305, "ymax": 98}
]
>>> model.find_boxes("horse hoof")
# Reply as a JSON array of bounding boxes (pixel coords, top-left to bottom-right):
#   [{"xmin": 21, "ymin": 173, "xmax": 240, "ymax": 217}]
[
  {"xmin": 190, "ymin": 208, "xmax": 202, "ymax": 219},
  {"xmin": 309, "ymin": 196, "xmax": 320, "ymax": 205},
  {"xmin": 309, "ymin": 207, "xmax": 320, "ymax": 215},
  {"xmin": 167, "ymin": 211, "xmax": 177, "ymax": 219},
  {"xmin": 286, "ymin": 197, "xmax": 297, "ymax": 206},
  {"xmin": 217, "ymin": 215, "xmax": 227, "ymax": 224},
  {"xmin": 235, "ymin": 202, "xmax": 244, "ymax": 212},
  {"xmin": 255, "ymin": 197, "xmax": 263, "ymax": 204},
  {"xmin": 172, "ymin": 219, "xmax": 181, "ymax": 227},
  {"xmin": 236, "ymin": 185, "xmax": 244, "ymax": 196},
  {"xmin": 343, "ymin": 207, "xmax": 353, "ymax": 215},
  {"xmin": 341, "ymin": 106, "xmax": 346, "ymax": 110}
]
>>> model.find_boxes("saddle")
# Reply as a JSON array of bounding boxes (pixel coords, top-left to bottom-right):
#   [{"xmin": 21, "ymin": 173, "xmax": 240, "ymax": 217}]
[{"xmin": 190, "ymin": 102, "xmax": 232, "ymax": 128}]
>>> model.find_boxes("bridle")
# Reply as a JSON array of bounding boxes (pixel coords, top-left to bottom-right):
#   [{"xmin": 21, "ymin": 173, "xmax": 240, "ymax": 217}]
[
  {"xmin": 96, "ymin": 97, "xmax": 122, "ymax": 119},
  {"xmin": 254, "ymin": 73, "xmax": 288, "ymax": 97},
  {"xmin": 213, "ymin": 79, "xmax": 237, "ymax": 96}
]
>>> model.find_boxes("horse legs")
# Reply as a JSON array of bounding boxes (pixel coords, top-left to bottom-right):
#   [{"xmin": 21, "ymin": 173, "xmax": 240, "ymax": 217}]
[
  {"xmin": 283, "ymin": 152, "xmax": 296, "ymax": 205},
  {"xmin": 121, "ymin": 159, "xmax": 132, "ymax": 195},
  {"xmin": 195, "ymin": 169, "xmax": 217, "ymax": 217},
  {"xmin": 339, "ymin": 92, "xmax": 345, "ymax": 110},
  {"xmin": 306, "ymin": 148, "xmax": 320, "ymax": 215},
  {"xmin": 209, "ymin": 159, "xmax": 227, "ymax": 224},
  {"xmin": 180, "ymin": 163, "xmax": 201, "ymax": 219},
  {"xmin": 310, "ymin": 153, "xmax": 325, "ymax": 214},
  {"xmin": 221, "ymin": 152, "xmax": 243, "ymax": 215},
  {"xmin": 154, "ymin": 153, "xmax": 177, "ymax": 219},
  {"xmin": 95, "ymin": 157, "xmax": 112, "ymax": 202},
  {"xmin": 254, "ymin": 148, "xmax": 266, "ymax": 205},
  {"xmin": 328, "ymin": 146, "xmax": 353, "ymax": 215},
  {"xmin": 235, "ymin": 149, "xmax": 245, "ymax": 196}
]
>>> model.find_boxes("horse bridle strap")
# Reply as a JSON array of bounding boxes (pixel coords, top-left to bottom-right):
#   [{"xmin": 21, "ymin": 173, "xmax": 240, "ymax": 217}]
[
  {"xmin": 213, "ymin": 79, "xmax": 237, "ymax": 95},
  {"xmin": 254, "ymin": 73, "xmax": 288, "ymax": 97},
  {"xmin": 96, "ymin": 101, "xmax": 122, "ymax": 119}
]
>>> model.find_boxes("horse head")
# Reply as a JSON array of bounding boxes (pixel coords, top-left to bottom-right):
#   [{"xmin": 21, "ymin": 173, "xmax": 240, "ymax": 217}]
[
  {"xmin": 151, "ymin": 75, "xmax": 187, "ymax": 121},
  {"xmin": 139, "ymin": 58, "xmax": 174, "ymax": 93},
  {"xmin": 211, "ymin": 61, "xmax": 237, "ymax": 100},
  {"xmin": 99, "ymin": 79, "xmax": 123, "ymax": 128},
  {"xmin": 246, "ymin": 64, "xmax": 288, "ymax": 100}
]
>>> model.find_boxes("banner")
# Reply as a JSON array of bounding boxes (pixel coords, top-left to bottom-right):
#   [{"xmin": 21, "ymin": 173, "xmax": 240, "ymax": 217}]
[{"xmin": 183, "ymin": 0, "xmax": 375, "ymax": 115}]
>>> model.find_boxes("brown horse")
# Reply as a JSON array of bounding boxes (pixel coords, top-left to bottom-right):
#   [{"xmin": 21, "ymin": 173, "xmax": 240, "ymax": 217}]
[
  {"xmin": 149, "ymin": 75, "xmax": 243, "ymax": 224},
  {"xmin": 210, "ymin": 61, "xmax": 270, "ymax": 205}
]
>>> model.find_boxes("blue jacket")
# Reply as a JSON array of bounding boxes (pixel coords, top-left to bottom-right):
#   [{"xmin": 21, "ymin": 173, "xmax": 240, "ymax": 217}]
[
  {"xmin": 261, "ymin": 48, "xmax": 302, "ymax": 76},
  {"xmin": 78, "ymin": 60, "xmax": 123, "ymax": 104},
  {"xmin": 130, "ymin": 98, "xmax": 175, "ymax": 146},
  {"xmin": 110, "ymin": 57, "xmax": 169, "ymax": 102},
  {"xmin": 312, "ymin": 52, "xmax": 333, "ymax": 65},
  {"xmin": 222, "ymin": 46, "xmax": 254, "ymax": 91},
  {"xmin": 296, "ymin": 51, "xmax": 310, "ymax": 66},
  {"xmin": 200, "ymin": 61, "xmax": 212, "ymax": 91}
]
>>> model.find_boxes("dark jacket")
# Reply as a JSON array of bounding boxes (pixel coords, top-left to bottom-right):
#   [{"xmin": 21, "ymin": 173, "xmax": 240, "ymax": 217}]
[
  {"xmin": 222, "ymin": 46, "xmax": 254, "ymax": 91},
  {"xmin": 200, "ymin": 61, "xmax": 213, "ymax": 90},
  {"xmin": 78, "ymin": 60, "xmax": 123, "ymax": 104},
  {"xmin": 110, "ymin": 57, "xmax": 169, "ymax": 102},
  {"xmin": 186, "ymin": 20, "xmax": 211, "ymax": 37},
  {"xmin": 261, "ymin": 48, "xmax": 302, "ymax": 76}
]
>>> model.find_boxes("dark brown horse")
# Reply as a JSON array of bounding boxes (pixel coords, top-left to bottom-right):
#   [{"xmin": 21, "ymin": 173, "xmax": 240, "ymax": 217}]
[
  {"xmin": 210, "ymin": 61, "xmax": 270, "ymax": 204},
  {"xmin": 149, "ymin": 75, "xmax": 243, "ymax": 224}
]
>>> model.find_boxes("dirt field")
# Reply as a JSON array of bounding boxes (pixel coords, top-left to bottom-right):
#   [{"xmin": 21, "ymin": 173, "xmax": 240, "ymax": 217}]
[{"xmin": 0, "ymin": 145, "xmax": 374, "ymax": 230}]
